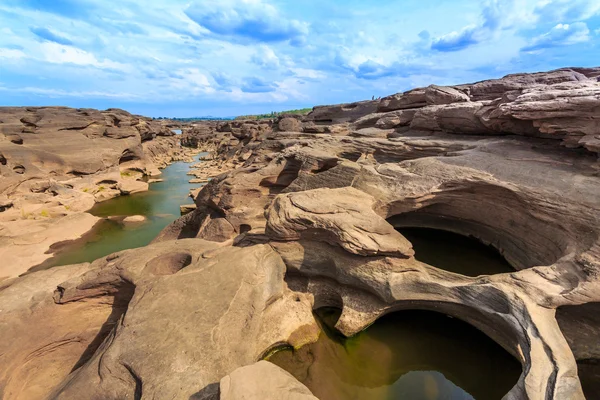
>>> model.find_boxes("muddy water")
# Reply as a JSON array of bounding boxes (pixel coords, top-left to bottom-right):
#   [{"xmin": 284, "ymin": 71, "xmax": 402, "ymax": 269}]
[
  {"xmin": 268, "ymin": 309, "xmax": 522, "ymax": 400},
  {"xmin": 31, "ymin": 152, "xmax": 206, "ymax": 270},
  {"xmin": 396, "ymin": 228, "xmax": 514, "ymax": 276}
]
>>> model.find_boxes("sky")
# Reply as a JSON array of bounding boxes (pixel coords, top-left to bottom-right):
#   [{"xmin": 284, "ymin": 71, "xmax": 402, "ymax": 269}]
[{"xmin": 0, "ymin": 0, "xmax": 599, "ymax": 117}]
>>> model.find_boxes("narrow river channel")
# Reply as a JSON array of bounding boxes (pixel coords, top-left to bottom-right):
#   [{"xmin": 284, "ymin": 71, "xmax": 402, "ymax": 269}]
[{"xmin": 30, "ymin": 152, "xmax": 206, "ymax": 271}]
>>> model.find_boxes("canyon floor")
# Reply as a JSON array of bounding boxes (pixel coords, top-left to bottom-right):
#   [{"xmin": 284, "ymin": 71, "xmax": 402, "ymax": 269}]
[{"xmin": 1, "ymin": 67, "xmax": 599, "ymax": 399}]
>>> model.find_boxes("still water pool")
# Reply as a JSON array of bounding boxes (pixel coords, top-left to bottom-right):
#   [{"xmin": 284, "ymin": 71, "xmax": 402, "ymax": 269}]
[
  {"xmin": 268, "ymin": 308, "xmax": 522, "ymax": 400},
  {"xmin": 31, "ymin": 153, "xmax": 205, "ymax": 270},
  {"xmin": 397, "ymin": 228, "xmax": 514, "ymax": 277}
]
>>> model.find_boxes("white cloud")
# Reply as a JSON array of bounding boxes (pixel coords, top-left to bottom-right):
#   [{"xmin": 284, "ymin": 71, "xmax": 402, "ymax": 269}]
[
  {"xmin": 38, "ymin": 42, "xmax": 128, "ymax": 70},
  {"xmin": 0, "ymin": 86, "xmax": 141, "ymax": 99},
  {"xmin": 522, "ymin": 22, "xmax": 591, "ymax": 51},
  {"xmin": 534, "ymin": 0, "xmax": 600, "ymax": 21},
  {"xmin": 185, "ymin": 0, "xmax": 309, "ymax": 43},
  {"xmin": 291, "ymin": 68, "xmax": 326, "ymax": 79},
  {"xmin": 250, "ymin": 44, "xmax": 280, "ymax": 69},
  {"xmin": 167, "ymin": 68, "xmax": 215, "ymax": 94},
  {"xmin": 0, "ymin": 48, "xmax": 26, "ymax": 59}
]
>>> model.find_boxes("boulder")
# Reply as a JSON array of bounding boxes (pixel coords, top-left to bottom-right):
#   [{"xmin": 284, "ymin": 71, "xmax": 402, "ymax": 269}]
[
  {"xmin": 425, "ymin": 85, "xmax": 470, "ymax": 105},
  {"xmin": 278, "ymin": 117, "xmax": 303, "ymax": 132},
  {"xmin": 220, "ymin": 361, "xmax": 318, "ymax": 400}
]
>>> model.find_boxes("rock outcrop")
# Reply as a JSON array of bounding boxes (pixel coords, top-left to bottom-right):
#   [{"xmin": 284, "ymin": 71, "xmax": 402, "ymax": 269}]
[
  {"xmin": 1, "ymin": 67, "xmax": 599, "ymax": 400},
  {"xmin": 0, "ymin": 107, "xmax": 194, "ymax": 278}
]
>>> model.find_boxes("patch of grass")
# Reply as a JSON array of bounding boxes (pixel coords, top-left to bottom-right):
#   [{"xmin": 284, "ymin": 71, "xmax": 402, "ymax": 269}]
[
  {"xmin": 64, "ymin": 205, "xmax": 71, "ymax": 211},
  {"xmin": 40, "ymin": 209, "xmax": 50, "ymax": 218},
  {"xmin": 98, "ymin": 186, "xmax": 106, "ymax": 192},
  {"xmin": 82, "ymin": 188, "xmax": 89, "ymax": 193},
  {"xmin": 120, "ymin": 171, "xmax": 133, "ymax": 177}
]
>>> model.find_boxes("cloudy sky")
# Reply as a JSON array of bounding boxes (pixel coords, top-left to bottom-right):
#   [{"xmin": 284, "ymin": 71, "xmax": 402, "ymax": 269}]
[{"xmin": 0, "ymin": 0, "xmax": 599, "ymax": 117}]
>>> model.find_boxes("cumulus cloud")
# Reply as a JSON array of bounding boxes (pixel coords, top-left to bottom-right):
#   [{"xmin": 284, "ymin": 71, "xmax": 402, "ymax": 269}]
[
  {"xmin": 184, "ymin": 0, "xmax": 308, "ymax": 43},
  {"xmin": 0, "ymin": 48, "xmax": 27, "ymax": 59},
  {"xmin": 39, "ymin": 42, "xmax": 127, "ymax": 71},
  {"xmin": 168, "ymin": 68, "xmax": 215, "ymax": 94},
  {"xmin": 0, "ymin": 86, "xmax": 141, "ymax": 100},
  {"xmin": 534, "ymin": 0, "xmax": 600, "ymax": 22},
  {"xmin": 241, "ymin": 77, "xmax": 277, "ymax": 93},
  {"xmin": 290, "ymin": 68, "xmax": 326, "ymax": 80},
  {"xmin": 431, "ymin": 26, "xmax": 480, "ymax": 52},
  {"xmin": 431, "ymin": 0, "xmax": 521, "ymax": 52},
  {"xmin": 522, "ymin": 22, "xmax": 591, "ymax": 51},
  {"xmin": 30, "ymin": 26, "xmax": 73, "ymax": 45},
  {"xmin": 250, "ymin": 45, "xmax": 280, "ymax": 69}
]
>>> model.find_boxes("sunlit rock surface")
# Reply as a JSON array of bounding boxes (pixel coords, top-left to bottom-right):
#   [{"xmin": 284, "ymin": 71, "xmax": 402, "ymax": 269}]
[{"xmin": 1, "ymin": 68, "xmax": 599, "ymax": 399}]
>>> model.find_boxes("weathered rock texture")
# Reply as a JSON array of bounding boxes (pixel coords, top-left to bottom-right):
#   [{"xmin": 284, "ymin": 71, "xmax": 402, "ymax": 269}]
[
  {"xmin": 1, "ymin": 68, "xmax": 599, "ymax": 400},
  {"xmin": 0, "ymin": 107, "xmax": 194, "ymax": 278}
]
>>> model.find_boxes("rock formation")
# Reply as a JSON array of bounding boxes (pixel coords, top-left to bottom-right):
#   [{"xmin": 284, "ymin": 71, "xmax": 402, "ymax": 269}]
[
  {"xmin": 1, "ymin": 67, "xmax": 599, "ymax": 399},
  {"xmin": 0, "ymin": 107, "xmax": 194, "ymax": 278}
]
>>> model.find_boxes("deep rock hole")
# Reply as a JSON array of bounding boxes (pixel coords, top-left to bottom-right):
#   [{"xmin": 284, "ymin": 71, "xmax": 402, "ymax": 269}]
[
  {"xmin": 268, "ymin": 308, "xmax": 522, "ymax": 400},
  {"xmin": 395, "ymin": 227, "xmax": 515, "ymax": 277},
  {"xmin": 556, "ymin": 302, "xmax": 600, "ymax": 399}
]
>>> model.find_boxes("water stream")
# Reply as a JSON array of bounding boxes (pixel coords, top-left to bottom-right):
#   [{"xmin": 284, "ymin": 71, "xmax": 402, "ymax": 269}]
[{"xmin": 30, "ymin": 152, "xmax": 205, "ymax": 270}]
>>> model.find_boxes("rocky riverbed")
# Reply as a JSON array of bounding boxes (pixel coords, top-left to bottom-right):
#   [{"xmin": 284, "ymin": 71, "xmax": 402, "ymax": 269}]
[
  {"xmin": 1, "ymin": 67, "xmax": 599, "ymax": 399},
  {"xmin": 0, "ymin": 107, "xmax": 196, "ymax": 278}
]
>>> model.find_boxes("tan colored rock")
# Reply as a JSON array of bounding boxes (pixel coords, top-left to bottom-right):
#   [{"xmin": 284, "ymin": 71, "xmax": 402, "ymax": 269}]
[
  {"xmin": 0, "ymin": 212, "xmax": 100, "ymax": 279},
  {"xmin": 122, "ymin": 215, "xmax": 146, "ymax": 223},
  {"xmin": 0, "ymin": 262, "xmax": 121, "ymax": 400},
  {"xmin": 2, "ymin": 67, "xmax": 600, "ymax": 400},
  {"xmin": 0, "ymin": 107, "xmax": 191, "ymax": 277},
  {"xmin": 118, "ymin": 179, "xmax": 149, "ymax": 195},
  {"xmin": 266, "ymin": 187, "xmax": 413, "ymax": 257},
  {"xmin": 220, "ymin": 361, "xmax": 318, "ymax": 400},
  {"xmin": 47, "ymin": 241, "xmax": 318, "ymax": 400},
  {"xmin": 180, "ymin": 204, "xmax": 196, "ymax": 215},
  {"xmin": 425, "ymin": 84, "xmax": 470, "ymax": 105},
  {"xmin": 278, "ymin": 117, "xmax": 303, "ymax": 132},
  {"xmin": 378, "ymin": 88, "xmax": 427, "ymax": 112},
  {"xmin": 375, "ymin": 109, "xmax": 418, "ymax": 129}
]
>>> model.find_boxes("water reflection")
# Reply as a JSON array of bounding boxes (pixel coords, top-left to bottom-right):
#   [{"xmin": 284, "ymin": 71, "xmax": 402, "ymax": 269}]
[{"xmin": 268, "ymin": 308, "xmax": 521, "ymax": 400}]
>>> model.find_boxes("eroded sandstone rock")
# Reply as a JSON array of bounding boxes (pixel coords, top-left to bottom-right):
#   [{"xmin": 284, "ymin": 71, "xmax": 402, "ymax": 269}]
[{"xmin": 2, "ymin": 68, "xmax": 600, "ymax": 400}]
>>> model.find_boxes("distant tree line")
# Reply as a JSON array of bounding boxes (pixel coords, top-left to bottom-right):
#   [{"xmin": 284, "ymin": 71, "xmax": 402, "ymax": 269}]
[
  {"xmin": 234, "ymin": 108, "xmax": 312, "ymax": 121},
  {"xmin": 153, "ymin": 116, "xmax": 235, "ymax": 121},
  {"xmin": 153, "ymin": 107, "xmax": 313, "ymax": 122}
]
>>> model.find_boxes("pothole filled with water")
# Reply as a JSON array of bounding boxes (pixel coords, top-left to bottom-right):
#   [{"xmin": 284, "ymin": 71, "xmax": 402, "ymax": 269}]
[
  {"xmin": 396, "ymin": 228, "xmax": 514, "ymax": 277},
  {"xmin": 267, "ymin": 308, "xmax": 522, "ymax": 400}
]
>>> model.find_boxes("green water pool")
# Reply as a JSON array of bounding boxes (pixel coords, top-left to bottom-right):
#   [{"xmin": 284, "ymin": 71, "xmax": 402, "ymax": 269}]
[{"xmin": 30, "ymin": 152, "xmax": 206, "ymax": 270}]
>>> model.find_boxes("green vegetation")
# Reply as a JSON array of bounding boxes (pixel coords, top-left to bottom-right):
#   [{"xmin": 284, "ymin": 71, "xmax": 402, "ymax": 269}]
[
  {"xmin": 98, "ymin": 186, "xmax": 106, "ymax": 192},
  {"xmin": 120, "ymin": 171, "xmax": 133, "ymax": 177},
  {"xmin": 154, "ymin": 117, "xmax": 234, "ymax": 122},
  {"xmin": 235, "ymin": 108, "xmax": 312, "ymax": 121},
  {"xmin": 40, "ymin": 209, "xmax": 50, "ymax": 218}
]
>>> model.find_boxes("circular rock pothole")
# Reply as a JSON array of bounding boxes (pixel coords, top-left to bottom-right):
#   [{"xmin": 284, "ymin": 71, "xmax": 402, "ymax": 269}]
[
  {"xmin": 143, "ymin": 252, "xmax": 193, "ymax": 276},
  {"xmin": 268, "ymin": 308, "xmax": 522, "ymax": 400}
]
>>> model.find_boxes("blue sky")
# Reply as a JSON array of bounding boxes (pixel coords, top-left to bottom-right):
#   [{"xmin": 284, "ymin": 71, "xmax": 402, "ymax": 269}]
[{"xmin": 0, "ymin": 0, "xmax": 599, "ymax": 117}]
